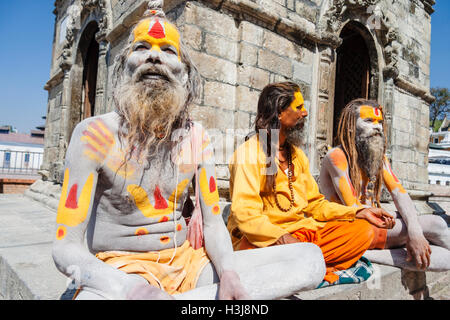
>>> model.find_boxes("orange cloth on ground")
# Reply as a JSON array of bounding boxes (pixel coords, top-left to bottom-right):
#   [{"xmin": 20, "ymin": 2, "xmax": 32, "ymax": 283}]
[
  {"xmin": 291, "ymin": 220, "xmax": 375, "ymax": 284},
  {"xmin": 96, "ymin": 241, "xmax": 210, "ymax": 295}
]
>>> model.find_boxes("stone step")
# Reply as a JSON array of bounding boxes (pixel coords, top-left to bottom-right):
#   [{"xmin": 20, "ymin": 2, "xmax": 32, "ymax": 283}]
[{"xmin": 0, "ymin": 194, "xmax": 449, "ymax": 300}]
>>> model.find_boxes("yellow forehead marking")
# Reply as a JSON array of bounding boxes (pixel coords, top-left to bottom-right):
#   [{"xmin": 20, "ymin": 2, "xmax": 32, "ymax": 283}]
[
  {"xmin": 132, "ymin": 19, "xmax": 181, "ymax": 59},
  {"xmin": 290, "ymin": 91, "xmax": 305, "ymax": 112},
  {"xmin": 359, "ymin": 105, "xmax": 383, "ymax": 122}
]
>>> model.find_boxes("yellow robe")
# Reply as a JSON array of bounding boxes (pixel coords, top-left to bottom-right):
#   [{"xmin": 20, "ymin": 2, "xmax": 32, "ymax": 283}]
[{"xmin": 227, "ymin": 135, "xmax": 360, "ymax": 249}]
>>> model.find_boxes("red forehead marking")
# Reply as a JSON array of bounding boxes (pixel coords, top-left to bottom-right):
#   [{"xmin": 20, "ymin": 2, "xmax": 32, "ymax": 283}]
[
  {"xmin": 65, "ymin": 184, "xmax": 79, "ymax": 209},
  {"xmin": 148, "ymin": 19, "xmax": 165, "ymax": 39},
  {"xmin": 374, "ymin": 108, "xmax": 380, "ymax": 116},
  {"xmin": 58, "ymin": 227, "xmax": 65, "ymax": 238}
]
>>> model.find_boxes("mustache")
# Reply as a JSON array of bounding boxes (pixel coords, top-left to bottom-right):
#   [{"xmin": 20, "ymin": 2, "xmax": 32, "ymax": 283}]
[{"xmin": 132, "ymin": 63, "xmax": 177, "ymax": 84}]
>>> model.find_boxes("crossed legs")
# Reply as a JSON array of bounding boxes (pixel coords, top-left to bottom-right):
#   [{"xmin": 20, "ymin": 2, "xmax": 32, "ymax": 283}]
[{"xmin": 364, "ymin": 214, "xmax": 450, "ymax": 271}]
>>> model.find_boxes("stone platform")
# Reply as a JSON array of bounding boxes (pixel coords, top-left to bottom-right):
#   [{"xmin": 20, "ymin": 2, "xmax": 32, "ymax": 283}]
[{"xmin": 0, "ymin": 193, "xmax": 449, "ymax": 300}]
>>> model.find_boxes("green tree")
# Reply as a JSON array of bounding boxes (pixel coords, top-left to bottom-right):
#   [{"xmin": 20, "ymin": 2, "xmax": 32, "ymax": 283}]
[{"xmin": 430, "ymin": 87, "xmax": 450, "ymax": 131}]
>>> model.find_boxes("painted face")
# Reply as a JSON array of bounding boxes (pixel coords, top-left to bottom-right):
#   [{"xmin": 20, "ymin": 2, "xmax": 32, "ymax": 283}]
[
  {"xmin": 125, "ymin": 18, "xmax": 187, "ymax": 85},
  {"xmin": 356, "ymin": 105, "xmax": 384, "ymax": 138},
  {"xmin": 289, "ymin": 91, "xmax": 307, "ymax": 116},
  {"xmin": 279, "ymin": 90, "xmax": 307, "ymax": 129}
]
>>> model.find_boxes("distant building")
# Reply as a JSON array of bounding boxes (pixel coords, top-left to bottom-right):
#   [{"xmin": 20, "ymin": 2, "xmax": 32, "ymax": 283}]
[
  {"xmin": 0, "ymin": 126, "xmax": 45, "ymax": 193},
  {"xmin": 428, "ymin": 118, "xmax": 450, "ymax": 186}
]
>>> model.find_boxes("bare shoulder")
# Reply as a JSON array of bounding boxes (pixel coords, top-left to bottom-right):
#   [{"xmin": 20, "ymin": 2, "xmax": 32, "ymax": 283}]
[
  {"xmin": 324, "ymin": 146, "xmax": 348, "ymax": 165},
  {"xmin": 74, "ymin": 112, "xmax": 119, "ymax": 131}
]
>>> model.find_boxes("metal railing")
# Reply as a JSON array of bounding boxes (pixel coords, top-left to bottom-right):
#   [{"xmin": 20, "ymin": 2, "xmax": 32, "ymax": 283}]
[{"xmin": 0, "ymin": 150, "xmax": 43, "ymax": 176}]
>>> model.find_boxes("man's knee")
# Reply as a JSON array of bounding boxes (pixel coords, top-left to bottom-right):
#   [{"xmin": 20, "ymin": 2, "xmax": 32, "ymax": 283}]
[
  {"xmin": 289, "ymin": 243, "xmax": 326, "ymax": 283},
  {"xmin": 353, "ymin": 219, "xmax": 375, "ymax": 244},
  {"xmin": 421, "ymin": 215, "xmax": 449, "ymax": 237}
]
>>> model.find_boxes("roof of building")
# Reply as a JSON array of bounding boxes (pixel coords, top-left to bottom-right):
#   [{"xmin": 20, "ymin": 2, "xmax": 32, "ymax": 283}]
[{"xmin": 0, "ymin": 132, "xmax": 44, "ymax": 146}]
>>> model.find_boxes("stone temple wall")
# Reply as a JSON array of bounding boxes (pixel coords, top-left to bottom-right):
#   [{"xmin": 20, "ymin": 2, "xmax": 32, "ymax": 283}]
[{"xmin": 38, "ymin": 0, "xmax": 435, "ymax": 205}]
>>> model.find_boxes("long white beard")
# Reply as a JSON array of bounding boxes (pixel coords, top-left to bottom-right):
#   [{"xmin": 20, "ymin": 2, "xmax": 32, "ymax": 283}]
[
  {"xmin": 355, "ymin": 134, "xmax": 385, "ymax": 180},
  {"xmin": 115, "ymin": 75, "xmax": 188, "ymax": 159}
]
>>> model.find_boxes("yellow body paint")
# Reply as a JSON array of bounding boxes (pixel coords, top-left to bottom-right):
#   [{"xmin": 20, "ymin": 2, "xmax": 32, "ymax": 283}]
[
  {"xmin": 290, "ymin": 91, "xmax": 306, "ymax": 113},
  {"xmin": 199, "ymin": 168, "xmax": 220, "ymax": 214},
  {"xmin": 56, "ymin": 169, "xmax": 95, "ymax": 229},
  {"xmin": 359, "ymin": 105, "xmax": 383, "ymax": 124},
  {"xmin": 383, "ymin": 158, "xmax": 406, "ymax": 194},
  {"xmin": 81, "ymin": 119, "xmax": 115, "ymax": 164},
  {"xmin": 329, "ymin": 148, "xmax": 348, "ymax": 172},
  {"xmin": 338, "ymin": 175, "xmax": 358, "ymax": 206},
  {"xmin": 135, "ymin": 228, "xmax": 149, "ymax": 236},
  {"xmin": 56, "ymin": 226, "xmax": 67, "ymax": 241},
  {"xmin": 133, "ymin": 18, "xmax": 181, "ymax": 60},
  {"xmin": 106, "ymin": 150, "xmax": 137, "ymax": 179},
  {"xmin": 127, "ymin": 179, "xmax": 190, "ymax": 218}
]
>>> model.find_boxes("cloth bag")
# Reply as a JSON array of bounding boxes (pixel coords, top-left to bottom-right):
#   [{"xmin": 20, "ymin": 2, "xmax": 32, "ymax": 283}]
[{"xmin": 185, "ymin": 124, "xmax": 204, "ymax": 249}]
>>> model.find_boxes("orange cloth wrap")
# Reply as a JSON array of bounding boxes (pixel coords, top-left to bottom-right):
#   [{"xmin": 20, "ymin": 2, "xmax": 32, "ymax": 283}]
[
  {"xmin": 237, "ymin": 219, "xmax": 376, "ymax": 284},
  {"xmin": 96, "ymin": 241, "xmax": 210, "ymax": 295},
  {"xmin": 292, "ymin": 220, "xmax": 375, "ymax": 284}
]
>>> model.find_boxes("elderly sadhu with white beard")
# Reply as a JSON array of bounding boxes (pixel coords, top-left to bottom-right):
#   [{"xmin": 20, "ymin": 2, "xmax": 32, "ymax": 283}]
[
  {"xmin": 52, "ymin": 0, "xmax": 327, "ymax": 300},
  {"xmin": 320, "ymin": 99, "xmax": 450, "ymax": 272},
  {"xmin": 227, "ymin": 82, "xmax": 396, "ymax": 285}
]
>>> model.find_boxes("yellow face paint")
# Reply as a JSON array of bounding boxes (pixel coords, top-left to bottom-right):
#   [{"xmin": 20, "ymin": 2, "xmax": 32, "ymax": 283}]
[
  {"xmin": 56, "ymin": 169, "xmax": 95, "ymax": 228},
  {"xmin": 359, "ymin": 106, "xmax": 383, "ymax": 124},
  {"xmin": 290, "ymin": 91, "xmax": 306, "ymax": 113},
  {"xmin": 132, "ymin": 18, "xmax": 181, "ymax": 60}
]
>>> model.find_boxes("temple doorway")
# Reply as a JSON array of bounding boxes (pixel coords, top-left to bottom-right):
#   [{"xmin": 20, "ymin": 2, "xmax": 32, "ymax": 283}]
[
  {"xmin": 81, "ymin": 25, "xmax": 99, "ymax": 120},
  {"xmin": 332, "ymin": 22, "xmax": 372, "ymax": 144},
  {"xmin": 68, "ymin": 21, "xmax": 99, "ymax": 142}
]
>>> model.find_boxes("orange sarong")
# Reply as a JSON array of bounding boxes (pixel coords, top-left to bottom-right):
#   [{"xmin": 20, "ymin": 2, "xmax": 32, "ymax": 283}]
[
  {"xmin": 96, "ymin": 240, "xmax": 210, "ymax": 295},
  {"xmin": 292, "ymin": 219, "xmax": 383, "ymax": 284},
  {"xmin": 239, "ymin": 219, "xmax": 386, "ymax": 284}
]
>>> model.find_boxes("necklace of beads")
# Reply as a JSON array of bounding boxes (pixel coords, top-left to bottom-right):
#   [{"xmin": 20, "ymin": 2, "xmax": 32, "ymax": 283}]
[{"xmin": 273, "ymin": 146, "xmax": 295, "ymax": 212}]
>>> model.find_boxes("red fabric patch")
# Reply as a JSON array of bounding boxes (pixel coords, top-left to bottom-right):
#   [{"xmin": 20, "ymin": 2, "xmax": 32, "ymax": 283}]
[
  {"xmin": 209, "ymin": 177, "xmax": 216, "ymax": 193},
  {"xmin": 65, "ymin": 184, "xmax": 79, "ymax": 209},
  {"xmin": 148, "ymin": 20, "xmax": 165, "ymax": 39},
  {"xmin": 154, "ymin": 186, "xmax": 168, "ymax": 209}
]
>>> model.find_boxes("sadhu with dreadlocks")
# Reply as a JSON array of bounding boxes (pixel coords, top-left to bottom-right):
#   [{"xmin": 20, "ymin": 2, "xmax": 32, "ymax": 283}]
[
  {"xmin": 320, "ymin": 98, "xmax": 450, "ymax": 271},
  {"xmin": 227, "ymin": 82, "xmax": 397, "ymax": 286}
]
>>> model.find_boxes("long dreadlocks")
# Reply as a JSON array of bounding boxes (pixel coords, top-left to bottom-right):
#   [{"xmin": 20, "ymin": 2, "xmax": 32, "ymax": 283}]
[{"xmin": 336, "ymin": 98, "xmax": 388, "ymax": 208}]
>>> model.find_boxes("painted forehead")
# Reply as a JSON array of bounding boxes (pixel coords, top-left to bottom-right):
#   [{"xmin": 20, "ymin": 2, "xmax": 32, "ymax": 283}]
[
  {"xmin": 289, "ymin": 90, "xmax": 305, "ymax": 111},
  {"xmin": 358, "ymin": 105, "xmax": 383, "ymax": 121},
  {"xmin": 132, "ymin": 18, "xmax": 181, "ymax": 52}
]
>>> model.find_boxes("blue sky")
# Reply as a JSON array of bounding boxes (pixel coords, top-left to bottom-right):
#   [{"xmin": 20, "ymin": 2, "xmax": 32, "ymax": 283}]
[{"xmin": 0, "ymin": 1, "xmax": 449, "ymax": 134}]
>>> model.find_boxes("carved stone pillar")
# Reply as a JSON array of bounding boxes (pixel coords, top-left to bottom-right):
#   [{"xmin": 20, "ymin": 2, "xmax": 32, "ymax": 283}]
[
  {"xmin": 314, "ymin": 45, "xmax": 336, "ymax": 171},
  {"xmin": 94, "ymin": 31, "xmax": 109, "ymax": 115}
]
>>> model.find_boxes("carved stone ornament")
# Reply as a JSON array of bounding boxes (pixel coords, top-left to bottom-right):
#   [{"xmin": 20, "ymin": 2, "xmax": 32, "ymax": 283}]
[
  {"xmin": 322, "ymin": 0, "xmax": 380, "ymax": 33},
  {"xmin": 60, "ymin": 3, "xmax": 81, "ymax": 71},
  {"xmin": 322, "ymin": 0, "xmax": 400, "ymax": 79}
]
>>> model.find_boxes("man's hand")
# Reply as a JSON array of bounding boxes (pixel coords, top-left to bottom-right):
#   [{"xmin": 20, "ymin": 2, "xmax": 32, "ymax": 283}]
[
  {"xmin": 272, "ymin": 233, "xmax": 301, "ymax": 246},
  {"xmin": 356, "ymin": 207, "xmax": 395, "ymax": 229},
  {"xmin": 406, "ymin": 233, "xmax": 432, "ymax": 270},
  {"xmin": 218, "ymin": 270, "xmax": 251, "ymax": 300}
]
